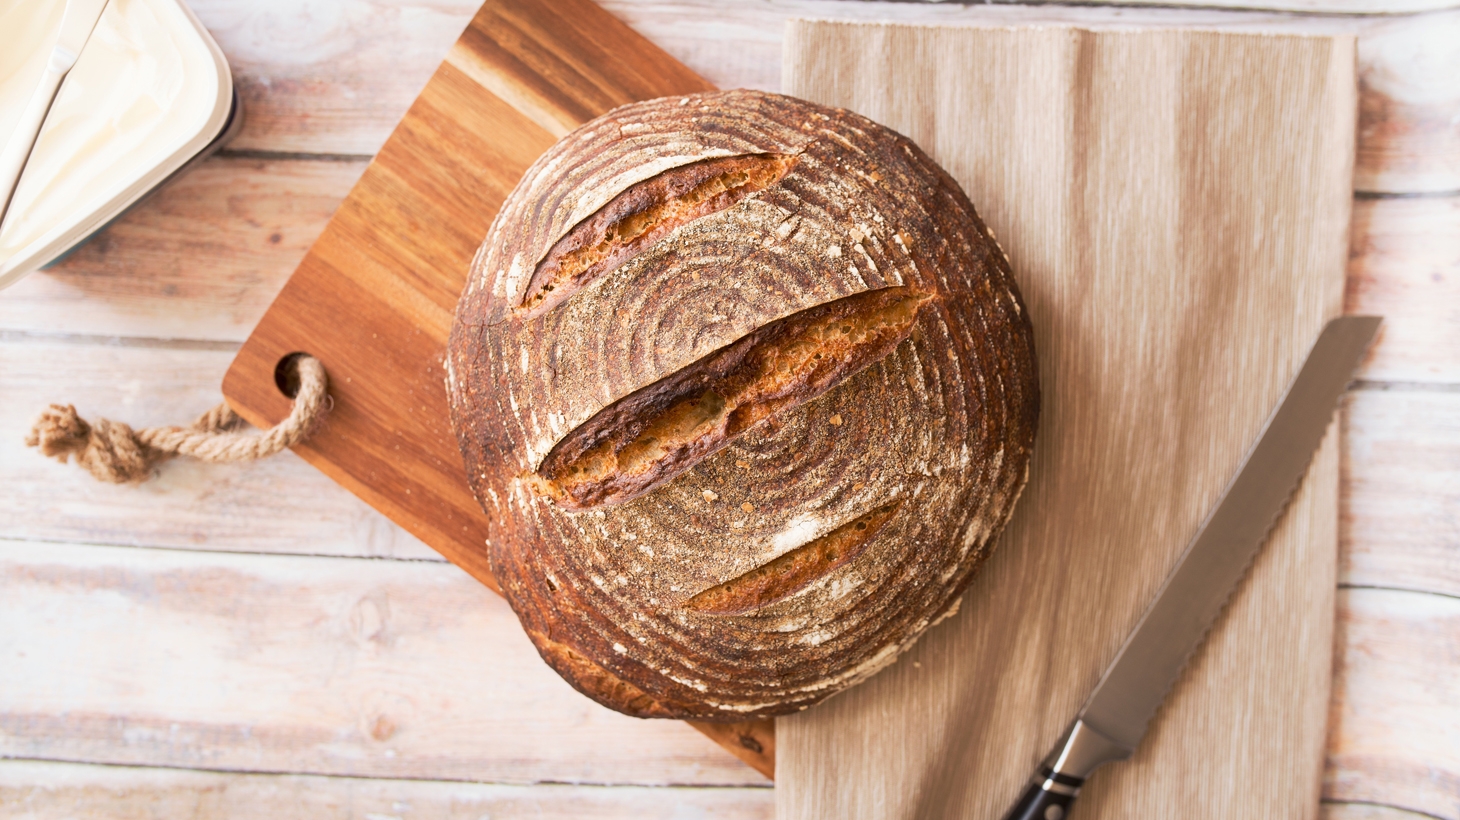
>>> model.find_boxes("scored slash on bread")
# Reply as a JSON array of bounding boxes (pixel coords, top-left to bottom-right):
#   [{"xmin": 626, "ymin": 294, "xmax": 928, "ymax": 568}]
[
  {"xmin": 447, "ymin": 89, "xmax": 1039, "ymax": 721},
  {"xmin": 520, "ymin": 153, "xmax": 797, "ymax": 319},
  {"xmin": 535, "ymin": 287, "xmax": 932, "ymax": 510},
  {"xmin": 686, "ymin": 502, "xmax": 903, "ymax": 615}
]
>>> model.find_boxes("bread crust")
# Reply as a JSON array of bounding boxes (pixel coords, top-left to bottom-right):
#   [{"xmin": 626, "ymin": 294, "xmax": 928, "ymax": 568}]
[{"xmin": 448, "ymin": 89, "xmax": 1039, "ymax": 721}]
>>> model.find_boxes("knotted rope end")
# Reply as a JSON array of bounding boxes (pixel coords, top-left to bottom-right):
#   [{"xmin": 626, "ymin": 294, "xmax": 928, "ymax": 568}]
[
  {"xmin": 25, "ymin": 355, "xmax": 329, "ymax": 484},
  {"xmin": 26, "ymin": 404, "xmax": 158, "ymax": 483},
  {"xmin": 25, "ymin": 404, "xmax": 94, "ymax": 462}
]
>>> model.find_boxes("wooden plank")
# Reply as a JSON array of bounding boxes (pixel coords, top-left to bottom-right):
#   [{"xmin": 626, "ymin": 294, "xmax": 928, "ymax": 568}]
[
  {"xmin": 1325, "ymin": 587, "xmax": 1460, "ymax": 820},
  {"xmin": 0, "ymin": 760, "xmax": 773, "ymax": 819},
  {"xmin": 189, "ymin": 0, "xmax": 479, "ymax": 155},
  {"xmin": 0, "ymin": 539, "xmax": 767, "ymax": 786},
  {"xmin": 0, "ymin": 340, "xmax": 436, "ymax": 561},
  {"xmin": 1342, "ymin": 389, "xmax": 1460, "ymax": 598},
  {"xmin": 0, "ymin": 156, "xmax": 364, "ymax": 343},
  {"xmin": 1355, "ymin": 10, "xmax": 1460, "ymax": 194},
  {"xmin": 1348, "ymin": 195, "xmax": 1460, "ymax": 384},
  {"xmin": 2, "ymin": 555, "xmax": 1450, "ymax": 816}
]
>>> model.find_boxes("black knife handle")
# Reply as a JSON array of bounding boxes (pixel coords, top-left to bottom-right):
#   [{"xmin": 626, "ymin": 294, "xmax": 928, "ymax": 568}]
[
  {"xmin": 1003, "ymin": 771, "xmax": 1083, "ymax": 820},
  {"xmin": 1002, "ymin": 719, "xmax": 1132, "ymax": 819}
]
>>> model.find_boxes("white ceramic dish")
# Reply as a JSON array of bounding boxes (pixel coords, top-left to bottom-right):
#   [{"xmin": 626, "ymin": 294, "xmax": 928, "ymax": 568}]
[{"xmin": 0, "ymin": 0, "xmax": 235, "ymax": 289}]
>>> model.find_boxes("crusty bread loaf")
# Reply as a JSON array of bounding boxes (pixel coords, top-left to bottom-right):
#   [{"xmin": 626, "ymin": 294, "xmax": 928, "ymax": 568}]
[{"xmin": 447, "ymin": 89, "xmax": 1039, "ymax": 721}]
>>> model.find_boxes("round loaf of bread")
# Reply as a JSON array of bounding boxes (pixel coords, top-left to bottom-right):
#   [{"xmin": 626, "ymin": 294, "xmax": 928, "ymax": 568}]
[{"xmin": 447, "ymin": 89, "xmax": 1039, "ymax": 721}]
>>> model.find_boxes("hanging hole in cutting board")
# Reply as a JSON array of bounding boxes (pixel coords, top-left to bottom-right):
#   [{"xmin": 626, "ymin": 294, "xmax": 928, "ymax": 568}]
[{"xmin": 275, "ymin": 352, "xmax": 312, "ymax": 399}]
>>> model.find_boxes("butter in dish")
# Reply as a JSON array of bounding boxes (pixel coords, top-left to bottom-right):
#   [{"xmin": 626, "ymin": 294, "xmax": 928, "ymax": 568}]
[{"xmin": 0, "ymin": 0, "xmax": 238, "ymax": 289}]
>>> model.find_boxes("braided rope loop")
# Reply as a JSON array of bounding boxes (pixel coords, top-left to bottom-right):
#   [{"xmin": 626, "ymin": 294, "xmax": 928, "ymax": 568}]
[{"xmin": 25, "ymin": 355, "xmax": 329, "ymax": 483}]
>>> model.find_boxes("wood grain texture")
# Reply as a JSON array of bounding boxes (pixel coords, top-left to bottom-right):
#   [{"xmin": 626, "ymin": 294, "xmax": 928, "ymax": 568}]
[
  {"xmin": 780, "ymin": 22, "xmax": 1353, "ymax": 819},
  {"xmin": 113, "ymin": 0, "xmax": 1460, "ymax": 187},
  {"xmin": 0, "ymin": 760, "xmax": 774, "ymax": 820},
  {"xmin": 0, "ymin": 156, "xmax": 363, "ymax": 343},
  {"xmin": 0, "ymin": 339, "xmax": 435, "ymax": 560},
  {"xmin": 188, "ymin": 0, "xmax": 479, "ymax": 155},
  {"xmin": 0, "ymin": 539, "xmax": 767, "ymax": 787},
  {"xmin": 1342, "ymin": 389, "xmax": 1460, "ymax": 598},
  {"xmin": 1355, "ymin": 10, "xmax": 1460, "ymax": 194},
  {"xmin": 1325, "ymin": 588, "xmax": 1460, "ymax": 820},
  {"xmin": 1, "ymin": 561, "xmax": 1452, "ymax": 820},
  {"xmin": 1347, "ymin": 195, "xmax": 1460, "ymax": 384},
  {"xmin": 442, "ymin": 0, "xmax": 711, "ymax": 139}
]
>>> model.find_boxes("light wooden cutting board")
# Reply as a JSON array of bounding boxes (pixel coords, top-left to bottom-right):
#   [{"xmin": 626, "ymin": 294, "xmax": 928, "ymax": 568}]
[
  {"xmin": 779, "ymin": 22, "xmax": 1355, "ymax": 819},
  {"xmin": 219, "ymin": 0, "xmax": 777, "ymax": 776}
]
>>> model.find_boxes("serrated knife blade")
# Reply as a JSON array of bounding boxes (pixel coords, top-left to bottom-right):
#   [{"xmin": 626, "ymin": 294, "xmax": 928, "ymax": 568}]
[{"xmin": 1002, "ymin": 315, "xmax": 1382, "ymax": 820}]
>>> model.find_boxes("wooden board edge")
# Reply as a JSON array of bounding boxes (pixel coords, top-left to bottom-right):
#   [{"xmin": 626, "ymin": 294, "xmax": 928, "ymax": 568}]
[{"xmin": 688, "ymin": 720, "xmax": 777, "ymax": 780}]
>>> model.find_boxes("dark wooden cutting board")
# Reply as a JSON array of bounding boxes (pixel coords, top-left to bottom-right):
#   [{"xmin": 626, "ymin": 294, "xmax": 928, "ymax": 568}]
[{"xmin": 220, "ymin": 0, "xmax": 775, "ymax": 777}]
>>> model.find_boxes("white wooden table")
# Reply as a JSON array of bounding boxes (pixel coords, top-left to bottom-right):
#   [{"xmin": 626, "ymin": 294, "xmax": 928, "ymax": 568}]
[{"xmin": 2, "ymin": 1, "xmax": 1456, "ymax": 817}]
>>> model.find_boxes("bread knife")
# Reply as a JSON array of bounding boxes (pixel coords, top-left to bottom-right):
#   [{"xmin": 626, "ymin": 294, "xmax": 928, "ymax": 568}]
[
  {"xmin": 0, "ymin": 0, "xmax": 111, "ymax": 230},
  {"xmin": 1002, "ymin": 315, "xmax": 1382, "ymax": 820}
]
